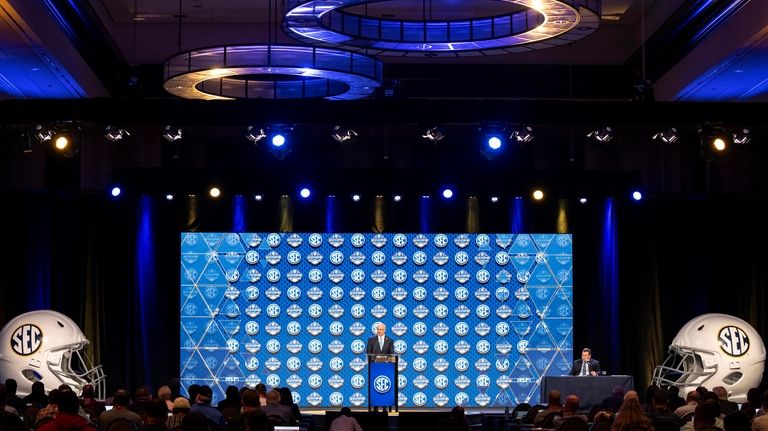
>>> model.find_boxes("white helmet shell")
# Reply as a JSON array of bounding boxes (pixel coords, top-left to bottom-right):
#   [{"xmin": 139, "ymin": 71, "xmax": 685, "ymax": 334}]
[
  {"xmin": 0, "ymin": 310, "xmax": 106, "ymax": 399},
  {"xmin": 652, "ymin": 313, "xmax": 765, "ymax": 403}
]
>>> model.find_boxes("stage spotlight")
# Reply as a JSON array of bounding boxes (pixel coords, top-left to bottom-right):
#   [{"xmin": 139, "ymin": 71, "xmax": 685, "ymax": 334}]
[
  {"xmin": 652, "ymin": 127, "xmax": 679, "ymax": 144},
  {"xmin": 532, "ymin": 189, "xmax": 544, "ymax": 200},
  {"xmin": 352, "ymin": 194, "xmax": 361, "ymax": 202},
  {"xmin": 490, "ymin": 196, "xmax": 499, "ymax": 203},
  {"xmin": 300, "ymin": 188, "xmax": 311, "ymax": 199},
  {"xmin": 393, "ymin": 194, "xmax": 402, "ymax": 202},
  {"xmin": 699, "ymin": 124, "xmax": 730, "ymax": 160},
  {"xmin": 104, "ymin": 126, "xmax": 130, "ymax": 142},
  {"xmin": 271, "ymin": 134, "xmax": 286, "ymax": 147},
  {"xmin": 51, "ymin": 131, "xmax": 79, "ymax": 158},
  {"xmin": 33, "ymin": 125, "xmax": 54, "ymax": 143},
  {"xmin": 162, "ymin": 125, "xmax": 183, "ymax": 142},
  {"xmin": 165, "ymin": 194, "xmax": 175, "ymax": 201},
  {"xmin": 209, "ymin": 187, "xmax": 221, "ymax": 198},
  {"xmin": 587, "ymin": 126, "xmax": 615, "ymax": 145},
  {"xmin": 442, "ymin": 188, "xmax": 454, "ymax": 199},
  {"xmin": 331, "ymin": 126, "xmax": 359, "ymax": 145},
  {"xmin": 111, "ymin": 186, "xmax": 121, "ymax": 197},
  {"xmin": 479, "ymin": 123, "xmax": 508, "ymax": 160},
  {"xmin": 632, "ymin": 190, "xmax": 643, "ymax": 201},
  {"xmin": 245, "ymin": 126, "xmax": 267, "ymax": 144},
  {"xmin": 266, "ymin": 126, "xmax": 293, "ymax": 159},
  {"xmin": 254, "ymin": 194, "xmax": 263, "ymax": 201},
  {"xmin": 579, "ymin": 197, "xmax": 588, "ymax": 204},
  {"xmin": 422, "ymin": 126, "xmax": 446, "ymax": 144},
  {"xmin": 511, "ymin": 125, "xmax": 534, "ymax": 143},
  {"xmin": 732, "ymin": 128, "xmax": 751, "ymax": 145}
]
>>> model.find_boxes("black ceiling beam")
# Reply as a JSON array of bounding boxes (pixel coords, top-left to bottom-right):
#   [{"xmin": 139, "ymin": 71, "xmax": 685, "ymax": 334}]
[{"xmin": 1, "ymin": 98, "xmax": 766, "ymax": 127}]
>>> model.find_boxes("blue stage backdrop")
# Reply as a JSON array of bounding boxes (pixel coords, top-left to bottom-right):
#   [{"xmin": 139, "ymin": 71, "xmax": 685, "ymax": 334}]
[{"xmin": 180, "ymin": 233, "xmax": 573, "ymax": 408}]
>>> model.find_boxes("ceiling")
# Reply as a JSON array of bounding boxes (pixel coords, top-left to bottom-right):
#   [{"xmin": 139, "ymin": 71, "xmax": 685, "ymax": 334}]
[{"xmin": 1, "ymin": 0, "xmax": 767, "ymax": 102}]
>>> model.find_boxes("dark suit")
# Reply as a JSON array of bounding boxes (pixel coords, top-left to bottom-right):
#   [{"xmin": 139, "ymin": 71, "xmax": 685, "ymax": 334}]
[
  {"xmin": 569, "ymin": 358, "xmax": 601, "ymax": 376},
  {"xmin": 366, "ymin": 335, "xmax": 394, "ymax": 355}
]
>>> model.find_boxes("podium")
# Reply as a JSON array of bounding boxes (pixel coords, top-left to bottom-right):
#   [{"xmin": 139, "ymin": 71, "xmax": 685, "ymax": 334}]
[{"xmin": 368, "ymin": 354, "xmax": 398, "ymax": 412}]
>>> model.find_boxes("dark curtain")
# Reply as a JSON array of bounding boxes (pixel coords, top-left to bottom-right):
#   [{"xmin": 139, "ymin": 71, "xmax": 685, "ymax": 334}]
[{"xmin": 1, "ymin": 191, "xmax": 766, "ymax": 396}]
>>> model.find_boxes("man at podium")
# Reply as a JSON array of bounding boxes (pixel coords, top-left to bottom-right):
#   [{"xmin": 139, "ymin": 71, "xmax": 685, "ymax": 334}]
[{"xmin": 366, "ymin": 323, "xmax": 394, "ymax": 355}]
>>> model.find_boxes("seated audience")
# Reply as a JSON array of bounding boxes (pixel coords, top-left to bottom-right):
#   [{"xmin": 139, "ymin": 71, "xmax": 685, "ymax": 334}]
[
  {"xmin": 675, "ymin": 391, "xmax": 701, "ymax": 419},
  {"xmin": 553, "ymin": 395, "xmax": 588, "ymax": 429},
  {"xmin": 329, "ymin": 407, "xmax": 363, "ymax": 431},
  {"xmin": 167, "ymin": 397, "xmax": 191, "ymax": 430},
  {"xmin": 712, "ymin": 387, "xmax": 739, "ymax": 416},
  {"xmin": 611, "ymin": 397, "xmax": 654, "ymax": 431},
  {"xmin": 244, "ymin": 410, "xmax": 267, "ymax": 431},
  {"xmin": 260, "ymin": 390, "xmax": 295, "ymax": 426},
  {"xmin": 99, "ymin": 389, "xmax": 142, "ymax": 430},
  {"xmin": 535, "ymin": 390, "xmax": 563, "ymax": 426},
  {"xmin": 158, "ymin": 386, "xmax": 175, "ymax": 412},
  {"xmin": 37, "ymin": 390, "xmax": 97, "ymax": 431},
  {"xmin": 23, "ymin": 381, "xmax": 49, "ymax": 408},
  {"xmin": 190, "ymin": 385, "xmax": 225, "ymax": 430},
  {"xmin": 602, "ymin": 386, "xmax": 626, "ymax": 413},
  {"xmin": 0, "ymin": 386, "xmax": 25, "ymax": 431},
  {"xmin": 226, "ymin": 389, "xmax": 260, "ymax": 431}
]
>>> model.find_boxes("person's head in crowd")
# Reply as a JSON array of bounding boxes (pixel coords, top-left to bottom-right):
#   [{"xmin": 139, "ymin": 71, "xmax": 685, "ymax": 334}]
[
  {"xmin": 48, "ymin": 389, "xmax": 61, "ymax": 406},
  {"xmin": 112, "ymin": 389, "xmax": 131, "ymax": 406},
  {"xmin": 225, "ymin": 386, "xmax": 240, "ymax": 401},
  {"xmin": 687, "ymin": 391, "xmax": 702, "ymax": 404},
  {"xmin": 265, "ymin": 390, "xmax": 281, "ymax": 406},
  {"xmin": 340, "ymin": 407, "xmax": 352, "ymax": 416},
  {"xmin": 278, "ymin": 388, "xmax": 294, "ymax": 407},
  {"xmin": 158, "ymin": 386, "xmax": 173, "ymax": 401},
  {"xmin": 547, "ymin": 389, "xmax": 562, "ymax": 408},
  {"xmin": 245, "ymin": 409, "xmax": 267, "ymax": 431},
  {"xmin": 593, "ymin": 410, "xmax": 614, "ymax": 425},
  {"xmin": 694, "ymin": 400, "xmax": 719, "ymax": 430},
  {"xmin": 145, "ymin": 400, "xmax": 169, "ymax": 424},
  {"xmin": 624, "ymin": 391, "xmax": 639, "ymax": 402},
  {"xmin": 702, "ymin": 391, "xmax": 720, "ymax": 403},
  {"xmin": 723, "ymin": 411, "xmax": 750, "ymax": 431},
  {"xmin": 5, "ymin": 378, "xmax": 18, "ymax": 396},
  {"xmin": 563, "ymin": 395, "xmax": 580, "ymax": 414},
  {"xmin": 81, "ymin": 384, "xmax": 96, "ymax": 399},
  {"xmin": 172, "ymin": 397, "xmax": 191, "ymax": 414},
  {"xmin": 135, "ymin": 386, "xmax": 152, "ymax": 401},
  {"xmin": 652, "ymin": 389, "xmax": 669, "ymax": 410},
  {"xmin": 181, "ymin": 412, "xmax": 210, "ymax": 431},
  {"xmin": 57, "ymin": 390, "xmax": 80, "ymax": 414},
  {"xmin": 196, "ymin": 386, "xmax": 213, "ymax": 405},
  {"xmin": 745, "ymin": 388, "xmax": 761, "ymax": 405},
  {"xmin": 696, "ymin": 387, "xmax": 709, "ymax": 399},
  {"xmin": 187, "ymin": 384, "xmax": 200, "ymax": 405},
  {"xmin": 241, "ymin": 390, "xmax": 260, "ymax": 410},
  {"xmin": 58, "ymin": 384, "xmax": 73, "ymax": 392},
  {"xmin": 612, "ymin": 386, "xmax": 626, "ymax": 397},
  {"xmin": 613, "ymin": 398, "xmax": 651, "ymax": 431},
  {"xmin": 450, "ymin": 406, "xmax": 466, "ymax": 420},
  {"xmin": 712, "ymin": 387, "xmax": 729, "ymax": 401},
  {"xmin": 668, "ymin": 386, "xmax": 680, "ymax": 396},
  {"xmin": 31, "ymin": 381, "xmax": 46, "ymax": 396}
]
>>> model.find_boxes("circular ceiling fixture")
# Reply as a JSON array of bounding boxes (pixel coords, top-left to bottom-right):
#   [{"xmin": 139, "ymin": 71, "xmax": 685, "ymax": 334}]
[
  {"xmin": 283, "ymin": 0, "xmax": 600, "ymax": 57},
  {"xmin": 163, "ymin": 44, "xmax": 383, "ymax": 100}
]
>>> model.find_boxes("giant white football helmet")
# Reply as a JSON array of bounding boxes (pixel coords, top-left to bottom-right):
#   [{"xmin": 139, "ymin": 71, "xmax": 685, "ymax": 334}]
[
  {"xmin": 0, "ymin": 310, "xmax": 106, "ymax": 399},
  {"xmin": 652, "ymin": 313, "xmax": 765, "ymax": 403}
]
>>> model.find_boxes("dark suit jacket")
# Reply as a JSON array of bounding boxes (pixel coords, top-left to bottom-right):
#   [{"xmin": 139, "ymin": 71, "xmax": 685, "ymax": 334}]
[
  {"xmin": 366, "ymin": 335, "xmax": 395, "ymax": 355},
  {"xmin": 569, "ymin": 358, "xmax": 601, "ymax": 376}
]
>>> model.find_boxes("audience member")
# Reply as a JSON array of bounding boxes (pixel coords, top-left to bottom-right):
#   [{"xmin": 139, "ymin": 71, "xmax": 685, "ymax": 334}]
[
  {"xmin": 23, "ymin": 381, "xmax": 49, "ymax": 408},
  {"xmin": 553, "ymin": 395, "xmax": 588, "ymax": 429},
  {"xmin": 648, "ymin": 389, "xmax": 678, "ymax": 424},
  {"xmin": 712, "ymin": 387, "xmax": 739, "ymax": 416},
  {"xmin": 740, "ymin": 388, "xmax": 761, "ymax": 419},
  {"xmin": 158, "ymin": 386, "xmax": 175, "ymax": 412},
  {"xmin": 218, "ymin": 386, "xmax": 241, "ymax": 414},
  {"xmin": 667, "ymin": 386, "xmax": 686, "ymax": 412},
  {"xmin": 690, "ymin": 400, "xmax": 721, "ymax": 431},
  {"xmin": 534, "ymin": 390, "xmax": 562, "ymax": 426},
  {"xmin": 99, "ymin": 389, "xmax": 142, "ymax": 430},
  {"xmin": 138, "ymin": 400, "xmax": 169, "ymax": 431},
  {"xmin": 190, "ymin": 385, "xmax": 225, "ymax": 430},
  {"xmin": 182, "ymin": 412, "xmax": 211, "ymax": 431},
  {"xmin": 253, "ymin": 385, "xmax": 267, "ymax": 408},
  {"xmin": 167, "ymin": 397, "xmax": 191, "ymax": 430},
  {"xmin": 723, "ymin": 411, "xmax": 750, "ymax": 431},
  {"xmin": 437, "ymin": 406, "xmax": 469, "ymax": 431},
  {"xmin": 36, "ymin": 389, "xmax": 60, "ymax": 424},
  {"xmin": 752, "ymin": 391, "xmax": 768, "ymax": 431},
  {"xmin": 129, "ymin": 385, "xmax": 154, "ymax": 419},
  {"xmin": 611, "ymin": 397, "xmax": 654, "ymax": 431},
  {"xmin": 675, "ymin": 391, "xmax": 701, "ymax": 419},
  {"xmin": 278, "ymin": 387, "xmax": 301, "ymax": 422},
  {"xmin": 260, "ymin": 390, "xmax": 295, "ymax": 426},
  {"xmin": 80, "ymin": 384, "xmax": 106, "ymax": 418},
  {"xmin": 0, "ymin": 386, "xmax": 25, "ymax": 431},
  {"xmin": 244, "ymin": 410, "xmax": 267, "ymax": 431},
  {"xmin": 37, "ymin": 390, "xmax": 97, "ymax": 431},
  {"xmin": 329, "ymin": 407, "xmax": 363, "ymax": 431},
  {"xmin": 226, "ymin": 389, "xmax": 260, "ymax": 431},
  {"xmin": 4, "ymin": 379, "xmax": 27, "ymax": 413}
]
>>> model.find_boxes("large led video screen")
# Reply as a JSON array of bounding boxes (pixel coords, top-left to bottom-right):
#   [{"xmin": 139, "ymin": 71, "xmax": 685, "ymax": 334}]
[{"xmin": 180, "ymin": 233, "xmax": 573, "ymax": 407}]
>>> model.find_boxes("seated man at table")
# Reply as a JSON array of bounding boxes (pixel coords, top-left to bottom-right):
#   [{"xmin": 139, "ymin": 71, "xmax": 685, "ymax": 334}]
[{"xmin": 569, "ymin": 348, "xmax": 601, "ymax": 376}]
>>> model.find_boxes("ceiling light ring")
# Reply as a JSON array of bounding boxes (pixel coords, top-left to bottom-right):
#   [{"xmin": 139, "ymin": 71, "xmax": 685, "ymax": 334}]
[
  {"xmin": 163, "ymin": 44, "xmax": 383, "ymax": 100},
  {"xmin": 283, "ymin": 0, "xmax": 600, "ymax": 56}
]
